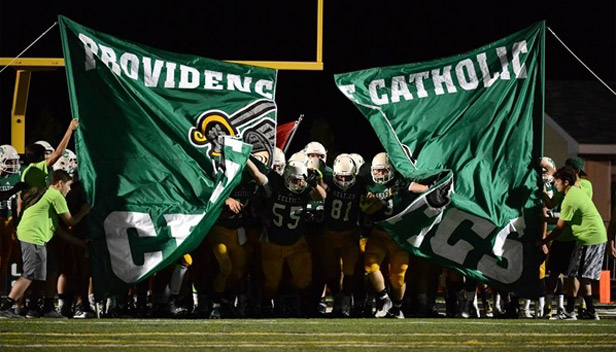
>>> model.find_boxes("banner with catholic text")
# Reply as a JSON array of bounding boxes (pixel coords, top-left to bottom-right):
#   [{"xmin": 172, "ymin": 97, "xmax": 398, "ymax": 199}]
[
  {"xmin": 335, "ymin": 22, "xmax": 545, "ymax": 298},
  {"xmin": 59, "ymin": 16, "xmax": 276, "ymax": 298}
]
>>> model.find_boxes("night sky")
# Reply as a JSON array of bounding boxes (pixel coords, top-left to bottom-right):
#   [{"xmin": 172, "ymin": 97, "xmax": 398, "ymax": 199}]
[{"xmin": 1, "ymin": 1, "xmax": 614, "ymax": 160}]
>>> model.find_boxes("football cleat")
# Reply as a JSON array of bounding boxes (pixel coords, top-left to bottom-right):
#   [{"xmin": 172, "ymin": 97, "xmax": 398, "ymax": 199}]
[{"xmin": 374, "ymin": 295, "xmax": 393, "ymax": 318}]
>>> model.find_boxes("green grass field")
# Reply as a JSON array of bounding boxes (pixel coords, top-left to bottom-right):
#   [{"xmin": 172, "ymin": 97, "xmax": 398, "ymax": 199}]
[{"xmin": 1, "ymin": 318, "xmax": 615, "ymax": 351}]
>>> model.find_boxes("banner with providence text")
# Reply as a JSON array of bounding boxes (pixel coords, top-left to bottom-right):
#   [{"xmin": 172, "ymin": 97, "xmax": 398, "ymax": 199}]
[
  {"xmin": 59, "ymin": 16, "xmax": 276, "ymax": 298},
  {"xmin": 335, "ymin": 22, "xmax": 545, "ymax": 298}
]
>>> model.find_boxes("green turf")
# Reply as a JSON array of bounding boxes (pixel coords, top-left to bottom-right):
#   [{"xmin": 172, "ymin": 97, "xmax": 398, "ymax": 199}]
[{"xmin": 1, "ymin": 318, "xmax": 615, "ymax": 351}]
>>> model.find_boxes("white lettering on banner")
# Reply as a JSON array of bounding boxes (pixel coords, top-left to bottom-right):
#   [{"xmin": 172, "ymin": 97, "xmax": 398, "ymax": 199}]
[
  {"xmin": 255, "ymin": 79, "xmax": 274, "ymax": 99},
  {"xmin": 407, "ymin": 206, "xmax": 444, "ymax": 248},
  {"xmin": 496, "ymin": 47, "xmax": 511, "ymax": 80},
  {"xmin": 477, "ymin": 216, "xmax": 525, "ymax": 283},
  {"xmin": 431, "ymin": 208, "xmax": 495, "ymax": 265},
  {"xmin": 390, "ymin": 76, "xmax": 413, "ymax": 103},
  {"xmin": 337, "ymin": 84, "xmax": 357, "ymax": 101},
  {"xmin": 336, "ymin": 39, "xmax": 533, "ymax": 106},
  {"xmin": 77, "ymin": 33, "xmax": 275, "ymax": 96},
  {"xmin": 512, "ymin": 41, "xmax": 528, "ymax": 78},
  {"xmin": 409, "ymin": 72, "xmax": 429, "ymax": 98},
  {"xmin": 432, "ymin": 66, "xmax": 458, "ymax": 95},
  {"xmin": 204, "ymin": 70, "xmax": 224, "ymax": 90},
  {"xmin": 369, "ymin": 79, "xmax": 389, "ymax": 105},
  {"xmin": 78, "ymin": 33, "xmax": 98, "ymax": 71},
  {"xmin": 477, "ymin": 232, "xmax": 523, "ymax": 284},
  {"xmin": 455, "ymin": 59, "xmax": 479, "ymax": 91},
  {"xmin": 104, "ymin": 212, "xmax": 160, "ymax": 283},
  {"xmin": 163, "ymin": 62, "xmax": 177, "ymax": 88},
  {"xmin": 476, "ymin": 53, "xmax": 499, "ymax": 88},
  {"xmin": 179, "ymin": 65, "xmax": 200, "ymax": 89},
  {"xmin": 98, "ymin": 44, "xmax": 121, "ymax": 76},
  {"xmin": 163, "ymin": 213, "xmax": 205, "ymax": 248},
  {"xmin": 143, "ymin": 58, "xmax": 164, "ymax": 87},
  {"xmin": 227, "ymin": 74, "xmax": 252, "ymax": 92},
  {"xmin": 104, "ymin": 211, "xmax": 205, "ymax": 283},
  {"xmin": 120, "ymin": 53, "xmax": 139, "ymax": 80},
  {"xmin": 429, "ymin": 208, "xmax": 525, "ymax": 283}
]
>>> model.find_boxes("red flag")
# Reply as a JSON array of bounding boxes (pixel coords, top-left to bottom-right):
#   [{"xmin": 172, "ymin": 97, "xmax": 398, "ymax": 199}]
[{"xmin": 276, "ymin": 121, "xmax": 297, "ymax": 150}]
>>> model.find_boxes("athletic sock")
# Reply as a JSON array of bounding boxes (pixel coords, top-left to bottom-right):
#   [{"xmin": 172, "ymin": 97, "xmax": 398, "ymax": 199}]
[
  {"xmin": 582, "ymin": 296, "xmax": 595, "ymax": 314},
  {"xmin": 377, "ymin": 289, "xmax": 389, "ymax": 301},
  {"xmin": 0, "ymin": 297, "xmax": 16, "ymax": 310},
  {"xmin": 557, "ymin": 294, "xmax": 565, "ymax": 309},
  {"xmin": 566, "ymin": 296, "xmax": 576, "ymax": 314}
]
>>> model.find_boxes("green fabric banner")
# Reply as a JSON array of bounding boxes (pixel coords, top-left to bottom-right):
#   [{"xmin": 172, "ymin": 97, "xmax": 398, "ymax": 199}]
[
  {"xmin": 335, "ymin": 22, "xmax": 545, "ymax": 298},
  {"xmin": 59, "ymin": 16, "xmax": 276, "ymax": 299}
]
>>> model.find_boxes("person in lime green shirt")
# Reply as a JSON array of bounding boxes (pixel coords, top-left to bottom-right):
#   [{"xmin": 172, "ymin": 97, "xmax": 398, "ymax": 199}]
[
  {"xmin": 565, "ymin": 157, "xmax": 593, "ymax": 199},
  {"xmin": 540, "ymin": 166, "xmax": 607, "ymax": 320},
  {"xmin": 0, "ymin": 170, "xmax": 89, "ymax": 319},
  {"xmin": 19, "ymin": 119, "xmax": 79, "ymax": 214}
]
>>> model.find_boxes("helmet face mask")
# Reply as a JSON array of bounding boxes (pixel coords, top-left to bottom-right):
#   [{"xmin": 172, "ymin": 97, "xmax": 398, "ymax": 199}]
[
  {"xmin": 0, "ymin": 145, "xmax": 20, "ymax": 174},
  {"xmin": 283, "ymin": 160, "xmax": 308, "ymax": 194},
  {"xmin": 371, "ymin": 152, "xmax": 393, "ymax": 184},
  {"xmin": 333, "ymin": 154, "xmax": 357, "ymax": 190}
]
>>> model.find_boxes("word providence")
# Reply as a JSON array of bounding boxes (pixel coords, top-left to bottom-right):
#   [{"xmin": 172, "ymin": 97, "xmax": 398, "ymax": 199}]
[
  {"xmin": 78, "ymin": 33, "xmax": 275, "ymax": 99},
  {"xmin": 338, "ymin": 40, "xmax": 531, "ymax": 106}
]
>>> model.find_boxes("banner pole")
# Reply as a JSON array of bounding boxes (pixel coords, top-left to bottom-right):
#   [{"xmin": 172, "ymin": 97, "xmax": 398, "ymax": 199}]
[{"xmin": 283, "ymin": 114, "xmax": 303, "ymax": 154}]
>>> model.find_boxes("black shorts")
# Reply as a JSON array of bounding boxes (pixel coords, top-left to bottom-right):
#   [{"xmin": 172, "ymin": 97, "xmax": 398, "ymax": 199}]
[{"xmin": 546, "ymin": 240, "xmax": 575, "ymax": 276}]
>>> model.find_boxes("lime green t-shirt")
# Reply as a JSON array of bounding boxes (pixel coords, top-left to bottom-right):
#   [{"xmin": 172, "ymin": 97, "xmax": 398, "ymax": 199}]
[
  {"xmin": 21, "ymin": 160, "xmax": 48, "ymax": 190},
  {"xmin": 560, "ymin": 186, "xmax": 607, "ymax": 246},
  {"xmin": 579, "ymin": 178, "xmax": 593, "ymax": 199},
  {"xmin": 17, "ymin": 187, "xmax": 69, "ymax": 245}
]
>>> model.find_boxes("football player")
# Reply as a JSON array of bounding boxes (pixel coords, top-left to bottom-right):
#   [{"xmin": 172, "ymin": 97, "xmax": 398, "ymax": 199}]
[
  {"xmin": 272, "ymin": 147, "xmax": 286, "ymax": 176},
  {"xmin": 34, "ymin": 141, "xmax": 55, "ymax": 161},
  {"xmin": 322, "ymin": 154, "xmax": 363, "ymax": 317},
  {"xmin": 245, "ymin": 157, "xmax": 326, "ymax": 316},
  {"xmin": 0, "ymin": 145, "xmax": 25, "ymax": 296},
  {"xmin": 304, "ymin": 141, "xmax": 327, "ymax": 163},
  {"xmin": 52, "ymin": 149, "xmax": 78, "ymax": 177},
  {"xmin": 360, "ymin": 152, "xmax": 430, "ymax": 319},
  {"xmin": 206, "ymin": 174, "xmax": 256, "ymax": 319}
]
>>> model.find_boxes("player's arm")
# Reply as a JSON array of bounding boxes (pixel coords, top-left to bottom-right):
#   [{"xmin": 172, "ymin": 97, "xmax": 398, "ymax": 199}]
[
  {"xmin": 245, "ymin": 159, "xmax": 268, "ymax": 186},
  {"xmin": 0, "ymin": 182, "xmax": 26, "ymax": 201},
  {"xmin": 306, "ymin": 168, "xmax": 326, "ymax": 201},
  {"xmin": 56, "ymin": 226, "xmax": 86, "ymax": 247},
  {"xmin": 59, "ymin": 203, "xmax": 90, "ymax": 227},
  {"xmin": 225, "ymin": 197, "xmax": 243, "ymax": 214},
  {"xmin": 408, "ymin": 181, "xmax": 429, "ymax": 193},
  {"xmin": 47, "ymin": 119, "xmax": 79, "ymax": 168},
  {"xmin": 538, "ymin": 218, "xmax": 568, "ymax": 246}
]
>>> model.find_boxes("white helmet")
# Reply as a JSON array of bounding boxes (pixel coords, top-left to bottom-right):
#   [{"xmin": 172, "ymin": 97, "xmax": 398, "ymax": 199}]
[
  {"xmin": 304, "ymin": 141, "xmax": 327, "ymax": 161},
  {"xmin": 35, "ymin": 140, "xmax": 55, "ymax": 159},
  {"xmin": 371, "ymin": 152, "xmax": 394, "ymax": 184},
  {"xmin": 0, "ymin": 145, "xmax": 20, "ymax": 174},
  {"xmin": 272, "ymin": 147, "xmax": 286, "ymax": 176},
  {"xmin": 333, "ymin": 154, "xmax": 357, "ymax": 190},
  {"xmin": 348, "ymin": 153, "xmax": 365, "ymax": 174},
  {"xmin": 283, "ymin": 160, "xmax": 308, "ymax": 194},
  {"xmin": 53, "ymin": 149, "xmax": 78, "ymax": 175},
  {"xmin": 288, "ymin": 151, "xmax": 310, "ymax": 167}
]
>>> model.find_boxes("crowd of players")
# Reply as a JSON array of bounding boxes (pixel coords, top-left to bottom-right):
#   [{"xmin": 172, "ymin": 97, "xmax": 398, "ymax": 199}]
[{"xmin": 0, "ymin": 120, "xmax": 613, "ymax": 320}]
